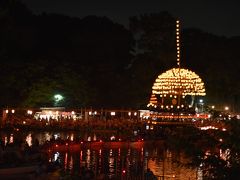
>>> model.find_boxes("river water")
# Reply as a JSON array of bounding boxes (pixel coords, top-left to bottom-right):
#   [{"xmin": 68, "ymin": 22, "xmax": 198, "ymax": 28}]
[{"xmin": 1, "ymin": 130, "xmax": 203, "ymax": 179}]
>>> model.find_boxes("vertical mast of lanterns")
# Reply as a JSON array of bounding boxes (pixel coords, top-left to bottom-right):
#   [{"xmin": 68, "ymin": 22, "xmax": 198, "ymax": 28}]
[
  {"xmin": 176, "ymin": 20, "xmax": 182, "ymax": 106},
  {"xmin": 176, "ymin": 20, "xmax": 180, "ymax": 70},
  {"xmin": 176, "ymin": 20, "xmax": 181, "ymax": 68}
]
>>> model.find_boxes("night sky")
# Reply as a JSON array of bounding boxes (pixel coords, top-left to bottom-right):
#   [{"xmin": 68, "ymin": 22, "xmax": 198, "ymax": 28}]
[{"xmin": 21, "ymin": 0, "xmax": 240, "ymax": 37}]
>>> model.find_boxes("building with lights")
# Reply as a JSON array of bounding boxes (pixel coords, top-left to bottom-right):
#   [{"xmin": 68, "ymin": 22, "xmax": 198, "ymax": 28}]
[{"xmin": 148, "ymin": 20, "xmax": 206, "ymax": 112}]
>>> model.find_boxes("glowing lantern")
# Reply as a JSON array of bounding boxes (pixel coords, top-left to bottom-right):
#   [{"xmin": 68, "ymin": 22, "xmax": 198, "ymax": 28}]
[{"xmin": 151, "ymin": 68, "xmax": 206, "ymax": 96}]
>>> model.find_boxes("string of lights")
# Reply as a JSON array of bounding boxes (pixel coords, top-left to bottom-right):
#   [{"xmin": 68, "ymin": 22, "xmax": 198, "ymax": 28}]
[{"xmin": 148, "ymin": 20, "xmax": 206, "ymax": 108}]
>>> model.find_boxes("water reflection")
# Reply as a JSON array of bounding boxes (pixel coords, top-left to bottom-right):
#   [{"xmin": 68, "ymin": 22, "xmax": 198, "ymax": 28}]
[
  {"xmin": 9, "ymin": 134, "xmax": 14, "ymax": 144},
  {"xmin": 26, "ymin": 133, "xmax": 32, "ymax": 146},
  {"xmin": 0, "ymin": 131, "xmax": 201, "ymax": 179},
  {"xmin": 46, "ymin": 146, "xmax": 199, "ymax": 179}
]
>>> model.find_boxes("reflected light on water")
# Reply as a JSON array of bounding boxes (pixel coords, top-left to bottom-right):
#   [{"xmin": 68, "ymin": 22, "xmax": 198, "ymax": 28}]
[
  {"xmin": 54, "ymin": 152, "xmax": 60, "ymax": 162},
  {"xmin": 86, "ymin": 149, "xmax": 91, "ymax": 168},
  {"xmin": 70, "ymin": 133, "xmax": 74, "ymax": 141},
  {"xmin": 118, "ymin": 148, "xmax": 120, "ymax": 156},
  {"xmin": 110, "ymin": 149, "xmax": 113, "ymax": 156},
  {"xmin": 9, "ymin": 134, "xmax": 14, "ymax": 144},
  {"xmin": 69, "ymin": 155, "xmax": 73, "ymax": 171},
  {"xmin": 109, "ymin": 156, "xmax": 115, "ymax": 176},
  {"xmin": 93, "ymin": 134, "xmax": 96, "ymax": 141},
  {"xmin": 4, "ymin": 136, "xmax": 7, "ymax": 146},
  {"xmin": 47, "ymin": 146, "xmax": 201, "ymax": 179},
  {"xmin": 1, "ymin": 131, "xmax": 203, "ymax": 179},
  {"xmin": 64, "ymin": 152, "xmax": 68, "ymax": 170},
  {"xmin": 127, "ymin": 148, "xmax": 131, "ymax": 156},
  {"xmin": 26, "ymin": 133, "xmax": 32, "ymax": 146}
]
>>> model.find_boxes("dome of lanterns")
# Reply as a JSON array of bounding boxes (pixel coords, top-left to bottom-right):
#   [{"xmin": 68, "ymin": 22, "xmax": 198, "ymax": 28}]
[
  {"xmin": 152, "ymin": 68, "xmax": 206, "ymax": 97},
  {"xmin": 148, "ymin": 68, "xmax": 206, "ymax": 108}
]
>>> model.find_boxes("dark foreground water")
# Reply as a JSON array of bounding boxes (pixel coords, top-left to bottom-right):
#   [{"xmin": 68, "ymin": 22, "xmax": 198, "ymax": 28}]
[{"xmin": 1, "ymin": 131, "xmax": 203, "ymax": 179}]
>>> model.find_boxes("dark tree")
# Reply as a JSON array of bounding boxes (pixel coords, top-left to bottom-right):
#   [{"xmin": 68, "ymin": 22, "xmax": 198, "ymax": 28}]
[{"xmin": 128, "ymin": 12, "xmax": 176, "ymax": 108}]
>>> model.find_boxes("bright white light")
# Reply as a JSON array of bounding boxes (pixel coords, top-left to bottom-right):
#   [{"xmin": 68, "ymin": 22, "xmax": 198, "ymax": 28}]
[
  {"xmin": 199, "ymin": 99, "xmax": 203, "ymax": 103},
  {"xmin": 11, "ymin": 109, "xmax": 15, "ymax": 113},
  {"xmin": 54, "ymin": 94, "xmax": 63, "ymax": 102},
  {"xmin": 54, "ymin": 152, "xmax": 60, "ymax": 162},
  {"xmin": 110, "ymin": 136, "xmax": 115, "ymax": 141},
  {"xmin": 27, "ymin": 110, "xmax": 33, "ymax": 115},
  {"xmin": 225, "ymin": 106, "xmax": 229, "ymax": 111},
  {"xmin": 111, "ymin": 112, "xmax": 115, "ymax": 116},
  {"xmin": 54, "ymin": 134, "xmax": 58, "ymax": 140},
  {"xmin": 200, "ymin": 126, "xmax": 218, "ymax": 130}
]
